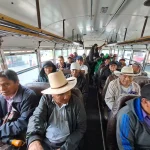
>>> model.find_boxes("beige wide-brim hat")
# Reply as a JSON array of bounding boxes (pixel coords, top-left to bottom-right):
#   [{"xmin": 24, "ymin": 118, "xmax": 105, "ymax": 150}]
[
  {"xmin": 41, "ymin": 71, "xmax": 77, "ymax": 94},
  {"xmin": 114, "ymin": 66, "xmax": 139, "ymax": 76}
]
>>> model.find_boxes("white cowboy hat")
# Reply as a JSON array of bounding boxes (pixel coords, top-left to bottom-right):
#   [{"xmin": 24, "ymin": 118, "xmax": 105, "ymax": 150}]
[
  {"xmin": 41, "ymin": 71, "xmax": 77, "ymax": 94},
  {"xmin": 114, "ymin": 66, "xmax": 138, "ymax": 76}
]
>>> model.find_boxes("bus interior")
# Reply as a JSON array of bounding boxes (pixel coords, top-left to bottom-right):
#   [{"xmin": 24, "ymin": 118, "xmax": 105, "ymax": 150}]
[{"xmin": 0, "ymin": 0, "xmax": 150, "ymax": 150}]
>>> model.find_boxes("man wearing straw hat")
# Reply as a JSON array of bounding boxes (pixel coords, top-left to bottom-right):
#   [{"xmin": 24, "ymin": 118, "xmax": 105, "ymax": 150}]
[
  {"xmin": 27, "ymin": 71, "xmax": 86, "ymax": 150},
  {"xmin": 105, "ymin": 66, "xmax": 141, "ymax": 110}
]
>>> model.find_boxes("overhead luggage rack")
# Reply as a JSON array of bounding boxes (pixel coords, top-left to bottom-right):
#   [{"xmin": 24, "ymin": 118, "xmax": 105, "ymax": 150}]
[
  {"xmin": 117, "ymin": 36, "xmax": 150, "ymax": 45},
  {"xmin": 0, "ymin": 13, "xmax": 72, "ymax": 44}
]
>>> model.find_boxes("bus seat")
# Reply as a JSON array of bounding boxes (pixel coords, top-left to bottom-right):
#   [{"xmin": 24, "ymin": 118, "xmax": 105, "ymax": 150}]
[
  {"xmin": 71, "ymin": 88, "xmax": 83, "ymax": 103},
  {"xmin": 106, "ymin": 94, "xmax": 138, "ymax": 150},
  {"xmin": 25, "ymin": 82, "xmax": 50, "ymax": 100},
  {"xmin": 133, "ymin": 76, "xmax": 150, "ymax": 88}
]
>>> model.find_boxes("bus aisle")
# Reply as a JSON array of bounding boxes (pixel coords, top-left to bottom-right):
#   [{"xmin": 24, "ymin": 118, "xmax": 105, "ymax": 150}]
[{"xmin": 83, "ymin": 86, "xmax": 104, "ymax": 150}]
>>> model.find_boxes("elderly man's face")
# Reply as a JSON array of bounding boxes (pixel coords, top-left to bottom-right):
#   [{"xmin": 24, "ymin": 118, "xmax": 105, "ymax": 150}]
[
  {"xmin": 119, "ymin": 75, "xmax": 133, "ymax": 87},
  {"xmin": 0, "ymin": 77, "xmax": 19, "ymax": 97},
  {"xmin": 52, "ymin": 90, "xmax": 71, "ymax": 106},
  {"xmin": 132, "ymin": 65, "xmax": 140, "ymax": 74},
  {"xmin": 109, "ymin": 64, "xmax": 117, "ymax": 72},
  {"xmin": 71, "ymin": 69, "xmax": 80, "ymax": 77}
]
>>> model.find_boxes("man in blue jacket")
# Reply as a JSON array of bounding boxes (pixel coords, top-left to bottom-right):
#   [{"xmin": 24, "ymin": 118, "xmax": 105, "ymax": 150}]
[
  {"xmin": 0, "ymin": 70, "xmax": 38, "ymax": 144},
  {"xmin": 117, "ymin": 84, "xmax": 150, "ymax": 149}
]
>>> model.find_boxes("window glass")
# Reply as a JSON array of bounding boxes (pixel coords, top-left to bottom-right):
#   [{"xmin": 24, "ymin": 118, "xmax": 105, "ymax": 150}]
[
  {"xmin": 77, "ymin": 49, "xmax": 84, "ymax": 56},
  {"xmin": 118, "ymin": 49, "xmax": 124, "ymax": 61},
  {"xmin": 55, "ymin": 50, "xmax": 62, "ymax": 58},
  {"xmin": 5, "ymin": 54, "xmax": 38, "ymax": 72},
  {"xmin": 147, "ymin": 54, "xmax": 150, "ymax": 63},
  {"xmin": 72, "ymin": 48, "xmax": 76, "ymax": 54},
  {"xmin": 101, "ymin": 50, "xmax": 109, "ymax": 55},
  {"xmin": 86, "ymin": 49, "xmax": 90, "ymax": 55},
  {"xmin": 145, "ymin": 65, "xmax": 150, "ymax": 77},
  {"xmin": 62, "ymin": 50, "xmax": 68, "ymax": 62},
  {"xmin": 124, "ymin": 51, "xmax": 132, "ymax": 65},
  {"xmin": 124, "ymin": 51, "xmax": 131, "ymax": 59},
  {"xmin": 40, "ymin": 50, "xmax": 53, "ymax": 62},
  {"xmin": 68, "ymin": 49, "xmax": 72, "ymax": 55},
  {"xmin": 132, "ymin": 51, "xmax": 146, "ymax": 64},
  {"xmin": 18, "ymin": 68, "xmax": 39, "ymax": 85}
]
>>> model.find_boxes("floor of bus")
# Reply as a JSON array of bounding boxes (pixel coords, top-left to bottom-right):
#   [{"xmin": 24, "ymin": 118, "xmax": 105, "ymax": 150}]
[{"xmin": 83, "ymin": 86, "xmax": 104, "ymax": 150}]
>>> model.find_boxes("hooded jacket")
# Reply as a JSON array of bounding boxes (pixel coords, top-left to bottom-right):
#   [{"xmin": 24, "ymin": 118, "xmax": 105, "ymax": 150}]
[
  {"xmin": 117, "ymin": 97, "xmax": 150, "ymax": 150},
  {"xmin": 38, "ymin": 61, "xmax": 56, "ymax": 82}
]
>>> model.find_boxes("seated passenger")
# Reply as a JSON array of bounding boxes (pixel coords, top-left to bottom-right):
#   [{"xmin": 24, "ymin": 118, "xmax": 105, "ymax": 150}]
[
  {"xmin": 99, "ymin": 61, "xmax": 118, "ymax": 88},
  {"xmin": 105, "ymin": 66, "xmax": 140, "ymax": 110},
  {"xmin": 70, "ymin": 62, "xmax": 88, "ymax": 106},
  {"xmin": 76, "ymin": 56, "xmax": 88, "ymax": 75},
  {"xmin": 118, "ymin": 58, "xmax": 126, "ymax": 70},
  {"xmin": 56, "ymin": 56, "xmax": 67, "ymax": 70},
  {"xmin": 117, "ymin": 84, "xmax": 150, "ymax": 149},
  {"xmin": 26, "ymin": 71, "xmax": 86, "ymax": 150},
  {"xmin": 132, "ymin": 62, "xmax": 147, "ymax": 76},
  {"xmin": 38, "ymin": 61, "xmax": 56, "ymax": 82},
  {"xmin": 0, "ymin": 70, "xmax": 38, "ymax": 144},
  {"xmin": 66, "ymin": 54, "xmax": 74, "ymax": 70}
]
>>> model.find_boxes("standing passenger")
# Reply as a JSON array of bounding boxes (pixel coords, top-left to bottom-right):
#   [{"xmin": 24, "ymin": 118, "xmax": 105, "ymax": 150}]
[
  {"xmin": 0, "ymin": 70, "xmax": 38, "ymax": 144},
  {"xmin": 26, "ymin": 71, "xmax": 86, "ymax": 150},
  {"xmin": 38, "ymin": 61, "xmax": 56, "ymax": 82}
]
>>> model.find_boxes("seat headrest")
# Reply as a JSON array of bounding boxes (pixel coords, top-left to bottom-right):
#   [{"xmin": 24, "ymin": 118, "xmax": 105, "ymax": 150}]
[{"xmin": 25, "ymin": 82, "xmax": 50, "ymax": 97}]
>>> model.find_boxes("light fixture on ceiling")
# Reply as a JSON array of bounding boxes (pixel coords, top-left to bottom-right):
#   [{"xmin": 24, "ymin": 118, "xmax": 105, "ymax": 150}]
[{"xmin": 144, "ymin": 0, "xmax": 150, "ymax": 6}]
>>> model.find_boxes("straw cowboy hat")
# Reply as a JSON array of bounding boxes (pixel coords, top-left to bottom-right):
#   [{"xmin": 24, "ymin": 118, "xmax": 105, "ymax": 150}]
[
  {"xmin": 114, "ymin": 66, "xmax": 138, "ymax": 76},
  {"xmin": 41, "ymin": 71, "xmax": 77, "ymax": 94}
]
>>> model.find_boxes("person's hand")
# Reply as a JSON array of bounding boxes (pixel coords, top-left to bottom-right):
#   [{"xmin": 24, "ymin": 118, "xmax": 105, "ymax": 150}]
[
  {"xmin": 28, "ymin": 141, "xmax": 44, "ymax": 150},
  {"xmin": 56, "ymin": 149, "xmax": 60, "ymax": 150}
]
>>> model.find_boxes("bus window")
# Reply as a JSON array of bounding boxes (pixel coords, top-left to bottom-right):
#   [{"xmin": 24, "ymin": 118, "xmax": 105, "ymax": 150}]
[
  {"xmin": 62, "ymin": 49, "xmax": 68, "ymax": 62},
  {"xmin": 118, "ymin": 48, "xmax": 124, "ymax": 61},
  {"xmin": 77, "ymin": 48, "xmax": 84, "ymax": 56},
  {"xmin": 5, "ymin": 54, "xmax": 38, "ymax": 72},
  {"xmin": 86, "ymin": 49, "xmax": 90, "ymax": 55},
  {"xmin": 18, "ymin": 68, "xmax": 39, "ymax": 85},
  {"xmin": 40, "ymin": 50, "xmax": 53, "ymax": 62},
  {"xmin": 124, "ymin": 51, "xmax": 131, "ymax": 65},
  {"xmin": 68, "ymin": 49, "xmax": 72, "ymax": 55},
  {"xmin": 101, "ymin": 50, "xmax": 109, "ymax": 55},
  {"xmin": 132, "ymin": 51, "xmax": 146, "ymax": 64},
  {"xmin": 55, "ymin": 50, "xmax": 62, "ymax": 63},
  {"xmin": 145, "ymin": 55, "xmax": 150, "ymax": 77}
]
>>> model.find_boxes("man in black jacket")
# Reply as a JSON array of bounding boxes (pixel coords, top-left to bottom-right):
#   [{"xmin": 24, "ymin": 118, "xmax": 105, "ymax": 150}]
[
  {"xmin": 70, "ymin": 62, "xmax": 88, "ymax": 106},
  {"xmin": 0, "ymin": 70, "xmax": 38, "ymax": 144},
  {"xmin": 27, "ymin": 71, "xmax": 86, "ymax": 150},
  {"xmin": 99, "ymin": 61, "xmax": 117, "ymax": 88}
]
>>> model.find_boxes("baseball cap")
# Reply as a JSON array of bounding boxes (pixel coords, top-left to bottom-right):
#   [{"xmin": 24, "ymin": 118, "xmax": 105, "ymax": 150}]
[{"xmin": 141, "ymin": 84, "xmax": 150, "ymax": 100}]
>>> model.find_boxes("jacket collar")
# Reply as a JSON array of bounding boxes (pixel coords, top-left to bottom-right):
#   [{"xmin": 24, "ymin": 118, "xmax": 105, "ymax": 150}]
[{"xmin": 13, "ymin": 84, "xmax": 24, "ymax": 103}]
